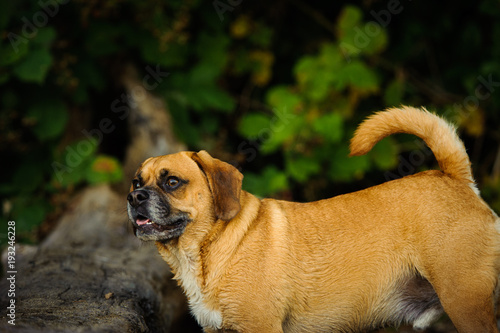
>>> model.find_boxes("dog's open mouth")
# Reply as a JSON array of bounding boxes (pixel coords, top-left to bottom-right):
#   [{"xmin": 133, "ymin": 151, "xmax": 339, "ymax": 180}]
[{"xmin": 135, "ymin": 214, "xmax": 185, "ymax": 232}]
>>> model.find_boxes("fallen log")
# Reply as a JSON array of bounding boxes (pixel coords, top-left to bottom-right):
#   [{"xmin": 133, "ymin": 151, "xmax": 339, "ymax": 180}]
[
  {"xmin": 0, "ymin": 65, "xmax": 198, "ymax": 332},
  {"xmin": 1, "ymin": 185, "xmax": 189, "ymax": 332}
]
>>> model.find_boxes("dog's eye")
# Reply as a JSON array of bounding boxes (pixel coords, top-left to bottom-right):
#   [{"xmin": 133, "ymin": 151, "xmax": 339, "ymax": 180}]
[
  {"xmin": 132, "ymin": 179, "xmax": 141, "ymax": 189},
  {"xmin": 165, "ymin": 177, "xmax": 180, "ymax": 189}
]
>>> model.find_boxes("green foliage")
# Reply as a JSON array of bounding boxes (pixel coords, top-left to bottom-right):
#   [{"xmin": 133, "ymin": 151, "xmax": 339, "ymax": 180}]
[
  {"xmin": 243, "ymin": 167, "xmax": 288, "ymax": 198},
  {"xmin": 237, "ymin": 7, "xmax": 396, "ymax": 195},
  {"xmin": 1, "ymin": 0, "xmax": 500, "ymax": 241},
  {"xmin": 313, "ymin": 113, "xmax": 344, "ymax": 143},
  {"xmin": 384, "ymin": 79, "xmax": 405, "ymax": 106},
  {"xmin": 238, "ymin": 113, "xmax": 270, "ymax": 138},
  {"xmin": 286, "ymin": 155, "xmax": 321, "ymax": 183},
  {"xmin": 12, "ymin": 27, "xmax": 55, "ymax": 83},
  {"xmin": 369, "ymin": 137, "xmax": 399, "ymax": 170},
  {"xmin": 50, "ymin": 139, "xmax": 123, "ymax": 187},
  {"xmin": 10, "ymin": 197, "xmax": 50, "ymax": 236},
  {"xmin": 27, "ymin": 99, "xmax": 68, "ymax": 141},
  {"xmin": 337, "ymin": 6, "xmax": 388, "ymax": 59},
  {"xmin": 86, "ymin": 156, "xmax": 124, "ymax": 185},
  {"xmin": 329, "ymin": 144, "xmax": 370, "ymax": 182}
]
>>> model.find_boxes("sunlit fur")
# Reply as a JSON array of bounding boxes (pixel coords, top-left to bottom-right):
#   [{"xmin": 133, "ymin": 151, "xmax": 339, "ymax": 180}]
[{"xmin": 132, "ymin": 107, "xmax": 500, "ymax": 333}]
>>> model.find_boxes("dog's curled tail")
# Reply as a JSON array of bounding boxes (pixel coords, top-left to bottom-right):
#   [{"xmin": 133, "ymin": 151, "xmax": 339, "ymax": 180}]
[{"xmin": 350, "ymin": 106, "xmax": 475, "ymax": 185}]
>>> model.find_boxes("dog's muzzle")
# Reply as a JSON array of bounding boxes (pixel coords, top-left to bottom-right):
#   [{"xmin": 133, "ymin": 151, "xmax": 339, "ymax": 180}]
[{"xmin": 127, "ymin": 188, "xmax": 189, "ymax": 242}]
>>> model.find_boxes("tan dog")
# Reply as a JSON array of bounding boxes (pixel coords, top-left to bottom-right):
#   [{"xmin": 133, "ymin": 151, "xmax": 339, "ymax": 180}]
[{"xmin": 127, "ymin": 107, "xmax": 500, "ymax": 333}]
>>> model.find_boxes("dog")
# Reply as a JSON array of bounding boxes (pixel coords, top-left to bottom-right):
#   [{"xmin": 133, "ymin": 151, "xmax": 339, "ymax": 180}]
[{"xmin": 127, "ymin": 106, "xmax": 500, "ymax": 333}]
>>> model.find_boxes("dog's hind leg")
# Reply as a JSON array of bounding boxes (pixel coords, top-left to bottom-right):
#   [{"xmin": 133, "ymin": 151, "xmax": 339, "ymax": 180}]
[
  {"xmin": 426, "ymin": 263, "xmax": 499, "ymax": 332},
  {"xmin": 440, "ymin": 291, "xmax": 498, "ymax": 333}
]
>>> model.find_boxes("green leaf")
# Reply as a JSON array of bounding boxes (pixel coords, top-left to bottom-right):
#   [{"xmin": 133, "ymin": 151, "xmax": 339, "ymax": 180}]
[
  {"xmin": 329, "ymin": 144, "xmax": 370, "ymax": 181},
  {"xmin": 206, "ymin": 87, "xmax": 236, "ymax": 112},
  {"xmin": 294, "ymin": 46, "xmax": 345, "ymax": 100},
  {"xmin": 301, "ymin": 65, "xmax": 335, "ymax": 100},
  {"xmin": 339, "ymin": 61, "xmax": 379, "ymax": 92},
  {"xmin": 186, "ymin": 86, "xmax": 235, "ymax": 112},
  {"xmin": 12, "ymin": 197, "xmax": 49, "ymax": 235},
  {"xmin": 32, "ymin": 27, "xmax": 57, "ymax": 46},
  {"xmin": 0, "ymin": 46, "xmax": 18, "ymax": 67},
  {"xmin": 13, "ymin": 48, "xmax": 52, "ymax": 83},
  {"xmin": 368, "ymin": 137, "xmax": 399, "ymax": 170},
  {"xmin": 189, "ymin": 62, "xmax": 221, "ymax": 85},
  {"xmin": 319, "ymin": 43, "xmax": 343, "ymax": 70},
  {"xmin": 266, "ymin": 86, "xmax": 302, "ymax": 111},
  {"xmin": 313, "ymin": 113, "xmax": 344, "ymax": 143},
  {"xmin": 5, "ymin": 32, "xmax": 31, "ymax": 57},
  {"xmin": 238, "ymin": 113, "xmax": 271, "ymax": 138},
  {"xmin": 337, "ymin": 6, "xmax": 362, "ymax": 35},
  {"xmin": 27, "ymin": 100, "xmax": 68, "ymax": 141},
  {"xmin": 260, "ymin": 111, "xmax": 303, "ymax": 154},
  {"xmin": 384, "ymin": 79, "xmax": 405, "ymax": 106},
  {"xmin": 336, "ymin": 5, "xmax": 388, "ymax": 59},
  {"xmin": 242, "ymin": 166, "xmax": 289, "ymax": 197},
  {"xmin": 360, "ymin": 22, "xmax": 388, "ymax": 55},
  {"xmin": 53, "ymin": 139, "xmax": 98, "ymax": 187},
  {"xmin": 86, "ymin": 155, "xmax": 124, "ymax": 184},
  {"xmin": 0, "ymin": 39, "xmax": 29, "ymax": 66},
  {"xmin": 286, "ymin": 155, "xmax": 321, "ymax": 182},
  {"xmin": 337, "ymin": 6, "xmax": 363, "ymax": 60},
  {"xmin": 195, "ymin": 32, "xmax": 229, "ymax": 74},
  {"xmin": 294, "ymin": 56, "xmax": 318, "ymax": 87},
  {"xmin": 294, "ymin": 56, "xmax": 332, "ymax": 100}
]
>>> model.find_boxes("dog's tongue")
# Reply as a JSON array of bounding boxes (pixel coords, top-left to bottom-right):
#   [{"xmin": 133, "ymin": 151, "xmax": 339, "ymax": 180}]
[{"xmin": 136, "ymin": 218, "xmax": 151, "ymax": 226}]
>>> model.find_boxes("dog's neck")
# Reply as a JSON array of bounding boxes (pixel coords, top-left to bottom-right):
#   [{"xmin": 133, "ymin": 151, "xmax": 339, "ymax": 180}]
[
  {"xmin": 154, "ymin": 191, "xmax": 262, "ymax": 329},
  {"xmin": 156, "ymin": 190, "xmax": 261, "ymax": 281}
]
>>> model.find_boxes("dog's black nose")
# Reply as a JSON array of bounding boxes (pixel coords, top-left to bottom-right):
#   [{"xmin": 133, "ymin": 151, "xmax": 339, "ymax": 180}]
[{"xmin": 127, "ymin": 190, "xmax": 149, "ymax": 207}]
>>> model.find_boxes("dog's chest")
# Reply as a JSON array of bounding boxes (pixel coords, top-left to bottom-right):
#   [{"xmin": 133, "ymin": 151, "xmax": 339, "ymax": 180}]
[{"xmin": 174, "ymin": 253, "xmax": 223, "ymax": 329}]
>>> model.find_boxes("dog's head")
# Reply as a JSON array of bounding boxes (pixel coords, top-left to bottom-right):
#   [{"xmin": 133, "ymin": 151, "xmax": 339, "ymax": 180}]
[{"xmin": 127, "ymin": 151, "xmax": 243, "ymax": 242}]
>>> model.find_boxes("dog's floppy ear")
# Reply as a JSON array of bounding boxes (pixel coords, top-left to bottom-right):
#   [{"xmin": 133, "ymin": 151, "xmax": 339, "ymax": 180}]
[{"xmin": 191, "ymin": 150, "xmax": 243, "ymax": 221}]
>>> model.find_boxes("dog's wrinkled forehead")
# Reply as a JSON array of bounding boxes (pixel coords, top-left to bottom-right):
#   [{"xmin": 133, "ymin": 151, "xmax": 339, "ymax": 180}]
[{"xmin": 135, "ymin": 152, "xmax": 200, "ymax": 185}]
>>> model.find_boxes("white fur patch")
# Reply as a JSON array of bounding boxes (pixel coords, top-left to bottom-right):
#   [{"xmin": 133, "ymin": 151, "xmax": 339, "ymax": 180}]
[
  {"xmin": 174, "ymin": 252, "xmax": 223, "ymax": 329},
  {"xmin": 412, "ymin": 307, "xmax": 442, "ymax": 330},
  {"xmin": 494, "ymin": 212, "xmax": 500, "ymax": 234},
  {"xmin": 469, "ymin": 183, "xmax": 481, "ymax": 196}
]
